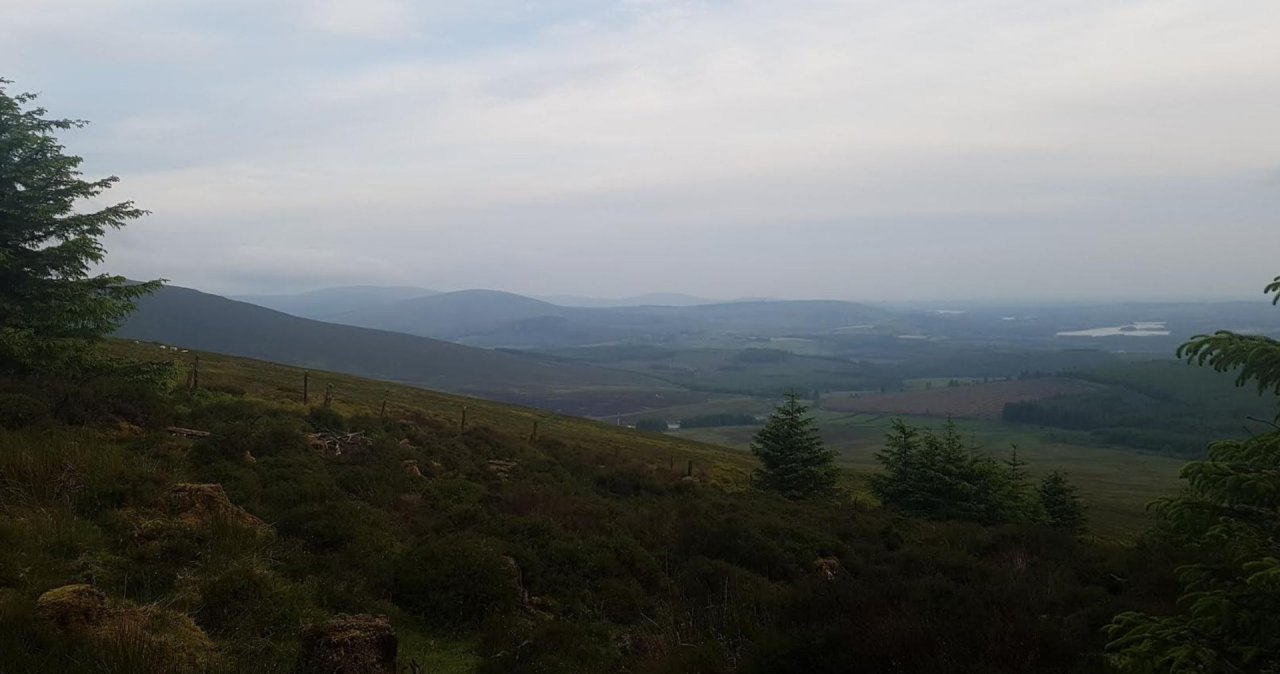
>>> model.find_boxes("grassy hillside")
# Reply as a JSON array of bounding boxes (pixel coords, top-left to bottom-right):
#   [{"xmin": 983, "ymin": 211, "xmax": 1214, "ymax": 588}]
[
  {"xmin": 0, "ymin": 341, "xmax": 1178, "ymax": 673},
  {"xmin": 116, "ymin": 286, "xmax": 684, "ymax": 416}
]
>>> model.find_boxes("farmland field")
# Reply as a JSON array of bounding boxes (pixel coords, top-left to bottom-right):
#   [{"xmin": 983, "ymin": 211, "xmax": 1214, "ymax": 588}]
[{"xmin": 820, "ymin": 377, "xmax": 1104, "ymax": 419}]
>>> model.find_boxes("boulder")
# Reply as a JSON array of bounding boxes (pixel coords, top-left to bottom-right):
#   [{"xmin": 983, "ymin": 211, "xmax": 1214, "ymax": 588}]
[
  {"xmin": 297, "ymin": 614, "xmax": 397, "ymax": 674},
  {"xmin": 167, "ymin": 483, "xmax": 264, "ymax": 528},
  {"xmin": 402, "ymin": 460, "xmax": 423, "ymax": 478},
  {"xmin": 35, "ymin": 584, "xmax": 107, "ymax": 630}
]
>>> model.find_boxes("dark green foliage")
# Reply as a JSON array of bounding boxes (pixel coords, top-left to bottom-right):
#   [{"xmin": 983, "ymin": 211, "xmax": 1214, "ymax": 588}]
[
  {"xmin": 1177, "ymin": 275, "xmax": 1280, "ymax": 396},
  {"xmin": 394, "ymin": 537, "xmax": 523, "ymax": 628},
  {"xmin": 1004, "ymin": 360, "xmax": 1279, "ymax": 456},
  {"xmin": 871, "ymin": 419, "xmax": 1063, "ymax": 526},
  {"xmin": 750, "ymin": 393, "xmax": 838, "ymax": 499},
  {"xmin": 633, "ymin": 418, "xmax": 668, "ymax": 432},
  {"xmin": 1107, "ymin": 277, "xmax": 1280, "ymax": 672},
  {"xmin": 678, "ymin": 413, "xmax": 758, "ymax": 428},
  {"xmin": 0, "ymin": 392, "xmax": 49, "ymax": 429},
  {"xmin": 0, "ymin": 80, "xmax": 159, "ymax": 374},
  {"xmin": 1039, "ymin": 470, "xmax": 1087, "ymax": 534}
]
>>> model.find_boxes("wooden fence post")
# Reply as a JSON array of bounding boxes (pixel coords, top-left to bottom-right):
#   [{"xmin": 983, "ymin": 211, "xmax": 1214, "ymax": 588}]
[
  {"xmin": 686, "ymin": 460, "xmax": 693, "ymax": 477},
  {"xmin": 303, "ymin": 372, "xmax": 309, "ymax": 405},
  {"xmin": 379, "ymin": 393, "xmax": 388, "ymax": 419},
  {"xmin": 529, "ymin": 420, "xmax": 539, "ymax": 442},
  {"xmin": 323, "ymin": 383, "xmax": 333, "ymax": 408},
  {"xmin": 191, "ymin": 354, "xmax": 200, "ymax": 391},
  {"xmin": 460, "ymin": 406, "xmax": 468, "ymax": 432}
]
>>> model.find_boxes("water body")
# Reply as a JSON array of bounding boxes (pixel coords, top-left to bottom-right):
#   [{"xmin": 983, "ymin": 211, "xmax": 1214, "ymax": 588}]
[{"xmin": 1056, "ymin": 321, "xmax": 1171, "ymax": 337}]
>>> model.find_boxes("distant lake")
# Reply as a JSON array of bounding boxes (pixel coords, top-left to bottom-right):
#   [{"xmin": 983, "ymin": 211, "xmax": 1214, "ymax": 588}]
[{"xmin": 1056, "ymin": 321, "xmax": 1171, "ymax": 337}]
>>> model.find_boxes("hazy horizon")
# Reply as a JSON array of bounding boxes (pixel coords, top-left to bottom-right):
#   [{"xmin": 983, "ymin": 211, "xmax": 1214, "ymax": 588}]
[
  {"xmin": 226, "ymin": 282, "xmax": 1263, "ymax": 307},
  {"xmin": 4, "ymin": 1, "xmax": 1277, "ymax": 302}
]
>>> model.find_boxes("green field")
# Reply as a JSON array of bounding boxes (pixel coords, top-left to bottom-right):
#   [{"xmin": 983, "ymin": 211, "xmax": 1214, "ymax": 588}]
[{"xmin": 673, "ymin": 410, "xmax": 1185, "ymax": 537}]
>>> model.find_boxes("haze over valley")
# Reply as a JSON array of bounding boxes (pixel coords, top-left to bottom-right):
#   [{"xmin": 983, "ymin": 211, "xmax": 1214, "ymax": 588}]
[{"xmin": 5, "ymin": 1, "xmax": 1280, "ymax": 671}]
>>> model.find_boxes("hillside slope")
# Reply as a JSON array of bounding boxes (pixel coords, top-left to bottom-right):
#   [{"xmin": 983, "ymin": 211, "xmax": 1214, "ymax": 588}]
[
  {"xmin": 0, "ymin": 341, "xmax": 1168, "ymax": 673},
  {"xmin": 116, "ymin": 286, "xmax": 682, "ymax": 414}
]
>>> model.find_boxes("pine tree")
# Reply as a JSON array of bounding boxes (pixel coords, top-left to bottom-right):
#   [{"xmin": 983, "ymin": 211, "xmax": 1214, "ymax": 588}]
[
  {"xmin": 750, "ymin": 392, "xmax": 839, "ymax": 499},
  {"xmin": 1107, "ymin": 275, "xmax": 1280, "ymax": 672},
  {"xmin": 0, "ymin": 79, "xmax": 159, "ymax": 373},
  {"xmin": 872, "ymin": 420, "xmax": 1045, "ymax": 525},
  {"xmin": 1038, "ymin": 470, "xmax": 1086, "ymax": 534}
]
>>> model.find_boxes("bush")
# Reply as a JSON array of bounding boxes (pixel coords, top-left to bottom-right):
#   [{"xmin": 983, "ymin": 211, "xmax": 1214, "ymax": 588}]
[
  {"xmin": 394, "ymin": 537, "xmax": 522, "ymax": 628},
  {"xmin": 0, "ymin": 392, "xmax": 49, "ymax": 429}
]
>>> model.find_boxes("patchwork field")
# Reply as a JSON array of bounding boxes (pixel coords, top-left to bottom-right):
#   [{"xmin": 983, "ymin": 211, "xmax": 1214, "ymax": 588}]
[{"xmin": 820, "ymin": 377, "xmax": 1104, "ymax": 419}]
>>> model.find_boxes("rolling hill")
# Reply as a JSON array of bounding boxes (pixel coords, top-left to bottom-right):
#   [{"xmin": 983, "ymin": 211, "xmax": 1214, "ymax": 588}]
[
  {"xmin": 116, "ymin": 285, "xmax": 689, "ymax": 415},
  {"xmin": 231, "ymin": 285, "xmax": 438, "ymax": 320},
  {"xmin": 325, "ymin": 290, "xmax": 894, "ymax": 347}
]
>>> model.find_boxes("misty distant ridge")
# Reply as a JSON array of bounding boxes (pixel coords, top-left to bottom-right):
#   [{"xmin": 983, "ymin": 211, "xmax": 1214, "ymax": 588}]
[
  {"xmin": 232, "ymin": 285, "xmax": 782, "ymax": 315},
  {"xmin": 219, "ymin": 283, "xmax": 1280, "ymax": 352}
]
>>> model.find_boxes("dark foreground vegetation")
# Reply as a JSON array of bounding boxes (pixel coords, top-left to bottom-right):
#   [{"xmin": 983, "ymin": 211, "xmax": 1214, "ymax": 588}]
[{"xmin": 0, "ymin": 349, "xmax": 1180, "ymax": 673}]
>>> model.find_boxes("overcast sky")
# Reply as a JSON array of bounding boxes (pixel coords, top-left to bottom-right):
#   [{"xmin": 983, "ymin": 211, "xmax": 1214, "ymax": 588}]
[{"xmin": 3, "ymin": 0, "xmax": 1277, "ymax": 301}]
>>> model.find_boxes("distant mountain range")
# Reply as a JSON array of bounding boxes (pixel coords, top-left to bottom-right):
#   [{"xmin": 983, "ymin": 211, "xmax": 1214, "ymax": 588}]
[
  {"xmin": 117, "ymin": 286, "xmax": 676, "ymax": 406},
  {"xmin": 536, "ymin": 292, "xmax": 725, "ymax": 307},
  {"xmin": 316, "ymin": 290, "xmax": 892, "ymax": 347},
  {"xmin": 230, "ymin": 285, "xmax": 438, "ymax": 320}
]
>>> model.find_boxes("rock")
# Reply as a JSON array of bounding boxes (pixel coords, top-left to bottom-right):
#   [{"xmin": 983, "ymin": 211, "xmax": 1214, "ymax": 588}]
[
  {"xmin": 167, "ymin": 483, "xmax": 264, "ymax": 529},
  {"xmin": 297, "ymin": 614, "xmax": 398, "ymax": 674},
  {"xmin": 402, "ymin": 460, "xmax": 422, "ymax": 478},
  {"xmin": 35, "ymin": 584, "xmax": 107, "ymax": 630},
  {"xmin": 812, "ymin": 556, "xmax": 844, "ymax": 581},
  {"xmin": 243, "ymin": 450, "xmax": 257, "ymax": 465}
]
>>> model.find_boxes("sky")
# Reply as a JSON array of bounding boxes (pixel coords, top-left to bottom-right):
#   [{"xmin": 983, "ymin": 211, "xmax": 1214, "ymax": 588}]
[{"xmin": 2, "ymin": 0, "xmax": 1278, "ymax": 302}]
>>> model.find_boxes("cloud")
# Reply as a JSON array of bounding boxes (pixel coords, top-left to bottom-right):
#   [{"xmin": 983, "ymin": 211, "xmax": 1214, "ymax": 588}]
[{"xmin": 3, "ymin": 0, "xmax": 1278, "ymax": 299}]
